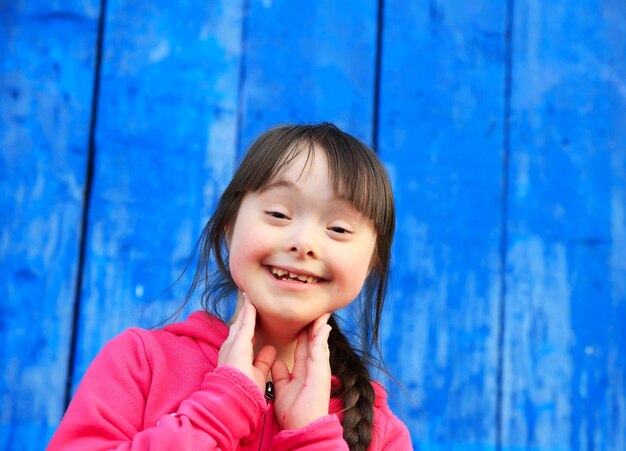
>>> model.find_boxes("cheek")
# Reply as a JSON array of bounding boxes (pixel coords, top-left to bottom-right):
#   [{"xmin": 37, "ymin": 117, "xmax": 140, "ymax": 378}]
[
  {"xmin": 228, "ymin": 248, "xmax": 245, "ymax": 287},
  {"xmin": 334, "ymin": 245, "xmax": 376, "ymax": 301},
  {"xmin": 228, "ymin": 230, "xmax": 271, "ymax": 283},
  {"xmin": 349, "ymin": 263, "xmax": 372, "ymax": 294}
]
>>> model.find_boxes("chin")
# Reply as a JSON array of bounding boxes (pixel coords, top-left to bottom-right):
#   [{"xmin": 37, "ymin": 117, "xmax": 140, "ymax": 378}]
[{"xmin": 259, "ymin": 306, "xmax": 314, "ymax": 327}]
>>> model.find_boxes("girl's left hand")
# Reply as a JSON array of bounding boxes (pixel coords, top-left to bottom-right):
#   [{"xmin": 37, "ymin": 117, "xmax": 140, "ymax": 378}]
[
  {"xmin": 271, "ymin": 313, "xmax": 333, "ymax": 430},
  {"xmin": 218, "ymin": 297, "xmax": 277, "ymax": 394}
]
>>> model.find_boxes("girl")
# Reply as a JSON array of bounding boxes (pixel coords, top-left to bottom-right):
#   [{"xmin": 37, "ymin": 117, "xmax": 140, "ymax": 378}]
[{"xmin": 49, "ymin": 123, "xmax": 412, "ymax": 450}]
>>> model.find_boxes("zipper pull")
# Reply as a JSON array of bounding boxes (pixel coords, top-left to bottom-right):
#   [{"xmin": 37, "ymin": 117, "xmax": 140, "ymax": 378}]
[{"xmin": 264, "ymin": 381, "xmax": 275, "ymax": 401}]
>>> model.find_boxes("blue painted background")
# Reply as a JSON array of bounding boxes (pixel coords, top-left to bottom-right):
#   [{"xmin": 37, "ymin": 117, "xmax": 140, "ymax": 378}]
[{"xmin": 1, "ymin": 1, "xmax": 625, "ymax": 450}]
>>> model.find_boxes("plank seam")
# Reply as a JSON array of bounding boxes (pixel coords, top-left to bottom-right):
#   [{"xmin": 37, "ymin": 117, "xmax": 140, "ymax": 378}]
[
  {"xmin": 235, "ymin": 0, "xmax": 251, "ymax": 160},
  {"xmin": 496, "ymin": 0, "xmax": 515, "ymax": 448},
  {"xmin": 372, "ymin": 0, "xmax": 385, "ymax": 152},
  {"xmin": 64, "ymin": 0, "xmax": 108, "ymax": 409}
]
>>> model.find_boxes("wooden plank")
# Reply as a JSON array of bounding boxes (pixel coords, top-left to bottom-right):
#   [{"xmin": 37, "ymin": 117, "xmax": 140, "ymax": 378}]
[
  {"xmin": 377, "ymin": 1, "xmax": 508, "ymax": 448},
  {"xmin": 236, "ymin": 0, "xmax": 379, "ymax": 355},
  {"xmin": 503, "ymin": 0, "xmax": 626, "ymax": 449},
  {"xmin": 0, "ymin": 1, "xmax": 99, "ymax": 449},
  {"xmin": 238, "ymin": 0, "xmax": 379, "ymax": 154},
  {"xmin": 70, "ymin": 0, "xmax": 245, "ymax": 390}
]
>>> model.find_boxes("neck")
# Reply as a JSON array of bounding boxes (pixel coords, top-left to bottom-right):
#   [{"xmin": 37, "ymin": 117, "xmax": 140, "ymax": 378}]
[
  {"xmin": 229, "ymin": 295, "xmax": 303, "ymax": 372},
  {"xmin": 253, "ymin": 320, "xmax": 299, "ymax": 372}
]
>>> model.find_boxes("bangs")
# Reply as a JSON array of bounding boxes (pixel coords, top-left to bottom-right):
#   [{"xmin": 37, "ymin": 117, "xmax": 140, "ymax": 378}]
[
  {"xmin": 320, "ymin": 134, "xmax": 394, "ymax": 238},
  {"xmin": 235, "ymin": 124, "xmax": 394, "ymax": 238}
]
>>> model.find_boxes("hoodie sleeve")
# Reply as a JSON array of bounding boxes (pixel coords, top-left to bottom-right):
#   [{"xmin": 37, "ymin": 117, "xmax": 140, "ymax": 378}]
[
  {"xmin": 269, "ymin": 410, "xmax": 413, "ymax": 451},
  {"xmin": 269, "ymin": 382, "xmax": 413, "ymax": 451},
  {"xmin": 48, "ymin": 330, "xmax": 267, "ymax": 451},
  {"xmin": 270, "ymin": 414, "xmax": 349, "ymax": 450}
]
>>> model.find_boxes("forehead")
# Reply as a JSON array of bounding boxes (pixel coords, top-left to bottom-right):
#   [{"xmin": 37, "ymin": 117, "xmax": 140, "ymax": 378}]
[
  {"xmin": 271, "ymin": 143, "xmax": 324, "ymax": 181},
  {"xmin": 263, "ymin": 143, "xmax": 353, "ymax": 200}
]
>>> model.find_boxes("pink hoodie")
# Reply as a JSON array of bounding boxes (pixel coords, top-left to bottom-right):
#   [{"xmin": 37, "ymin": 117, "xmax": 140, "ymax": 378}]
[{"xmin": 49, "ymin": 311, "xmax": 412, "ymax": 450}]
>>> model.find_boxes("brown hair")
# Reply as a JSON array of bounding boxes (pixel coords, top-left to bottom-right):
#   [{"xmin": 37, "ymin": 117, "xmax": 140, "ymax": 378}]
[{"xmin": 187, "ymin": 122, "xmax": 395, "ymax": 450}]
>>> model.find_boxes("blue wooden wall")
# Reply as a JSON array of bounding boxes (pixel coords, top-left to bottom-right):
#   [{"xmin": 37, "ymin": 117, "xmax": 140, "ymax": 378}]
[{"xmin": 1, "ymin": 1, "xmax": 625, "ymax": 449}]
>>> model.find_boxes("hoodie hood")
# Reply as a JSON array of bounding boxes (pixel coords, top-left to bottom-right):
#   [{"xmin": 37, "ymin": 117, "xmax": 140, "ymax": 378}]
[
  {"xmin": 162, "ymin": 310, "xmax": 229, "ymax": 350},
  {"xmin": 162, "ymin": 310, "xmax": 389, "ymax": 408}
]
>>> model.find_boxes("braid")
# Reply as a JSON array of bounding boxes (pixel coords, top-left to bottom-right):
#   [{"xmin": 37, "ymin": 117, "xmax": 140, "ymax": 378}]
[{"xmin": 328, "ymin": 316, "xmax": 375, "ymax": 451}]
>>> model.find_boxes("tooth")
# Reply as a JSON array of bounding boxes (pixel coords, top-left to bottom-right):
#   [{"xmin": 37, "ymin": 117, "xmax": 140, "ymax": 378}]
[
  {"xmin": 306, "ymin": 276, "xmax": 314, "ymax": 283},
  {"xmin": 289, "ymin": 272, "xmax": 298, "ymax": 279},
  {"xmin": 271, "ymin": 267, "xmax": 282, "ymax": 276},
  {"xmin": 297, "ymin": 275, "xmax": 307, "ymax": 282},
  {"xmin": 277, "ymin": 269, "xmax": 285, "ymax": 276}
]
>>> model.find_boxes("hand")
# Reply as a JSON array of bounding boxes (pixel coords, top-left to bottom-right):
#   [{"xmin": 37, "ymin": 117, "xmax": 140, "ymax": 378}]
[
  {"xmin": 218, "ymin": 296, "xmax": 277, "ymax": 394},
  {"xmin": 271, "ymin": 313, "xmax": 333, "ymax": 430}
]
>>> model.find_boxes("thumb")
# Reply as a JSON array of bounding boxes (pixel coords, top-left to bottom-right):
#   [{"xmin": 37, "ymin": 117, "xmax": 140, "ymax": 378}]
[
  {"xmin": 271, "ymin": 360, "xmax": 291, "ymax": 392},
  {"xmin": 253, "ymin": 345, "xmax": 277, "ymax": 378}
]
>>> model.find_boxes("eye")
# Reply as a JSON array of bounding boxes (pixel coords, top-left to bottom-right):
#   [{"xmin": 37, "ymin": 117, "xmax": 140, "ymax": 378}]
[
  {"xmin": 266, "ymin": 211, "xmax": 289, "ymax": 220},
  {"xmin": 328, "ymin": 226, "xmax": 351, "ymax": 234}
]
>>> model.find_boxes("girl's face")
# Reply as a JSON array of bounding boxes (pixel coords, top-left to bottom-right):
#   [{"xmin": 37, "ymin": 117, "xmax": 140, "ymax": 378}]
[{"xmin": 227, "ymin": 144, "xmax": 377, "ymax": 331}]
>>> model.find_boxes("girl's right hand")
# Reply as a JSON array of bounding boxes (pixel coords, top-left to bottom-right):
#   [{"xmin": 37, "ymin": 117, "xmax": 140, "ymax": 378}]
[
  {"xmin": 270, "ymin": 313, "xmax": 333, "ymax": 430},
  {"xmin": 218, "ymin": 297, "xmax": 277, "ymax": 394}
]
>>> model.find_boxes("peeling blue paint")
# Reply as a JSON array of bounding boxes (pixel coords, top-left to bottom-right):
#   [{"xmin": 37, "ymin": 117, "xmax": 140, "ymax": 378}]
[
  {"xmin": 2, "ymin": 1, "xmax": 625, "ymax": 450},
  {"xmin": 0, "ymin": 0, "xmax": 99, "ymax": 449}
]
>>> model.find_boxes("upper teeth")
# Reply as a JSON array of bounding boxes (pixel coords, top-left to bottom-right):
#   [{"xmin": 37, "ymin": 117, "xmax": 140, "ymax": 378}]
[{"xmin": 270, "ymin": 267, "xmax": 319, "ymax": 284}]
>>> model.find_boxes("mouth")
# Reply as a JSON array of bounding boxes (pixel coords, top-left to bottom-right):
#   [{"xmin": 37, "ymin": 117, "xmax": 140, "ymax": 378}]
[{"xmin": 267, "ymin": 266, "xmax": 324, "ymax": 284}]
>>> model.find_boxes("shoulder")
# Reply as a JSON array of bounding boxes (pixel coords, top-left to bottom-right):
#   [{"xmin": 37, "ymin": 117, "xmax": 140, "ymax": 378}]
[
  {"xmin": 120, "ymin": 310, "xmax": 228, "ymax": 352},
  {"xmin": 96, "ymin": 327, "xmax": 153, "ymax": 367},
  {"xmin": 92, "ymin": 310, "xmax": 226, "ymax": 378},
  {"xmin": 87, "ymin": 328, "xmax": 158, "ymax": 382},
  {"xmin": 95, "ymin": 325, "xmax": 170, "ymax": 369}
]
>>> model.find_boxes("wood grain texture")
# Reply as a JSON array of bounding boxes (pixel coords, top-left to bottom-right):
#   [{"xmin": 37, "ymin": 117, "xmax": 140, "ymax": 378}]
[
  {"xmin": 235, "ymin": 0, "xmax": 379, "ymax": 347},
  {"xmin": 503, "ymin": 0, "xmax": 626, "ymax": 449},
  {"xmin": 70, "ymin": 0, "xmax": 245, "ymax": 391},
  {"xmin": 2, "ymin": 1, "xmax": 626, "ymax": 449},
  {"xmin": 376, "ymin": 1, "xmax": 507, "ymax": 448},
  {"xmin": 0, "ymin": 1, "xmax": 99, "ymax": 449},
  {"xmin": 237, "ymin": 0, "xmax": 378, "ymax": 154}
]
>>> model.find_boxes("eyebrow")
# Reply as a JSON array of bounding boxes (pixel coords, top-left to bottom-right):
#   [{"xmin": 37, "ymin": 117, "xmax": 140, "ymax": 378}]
[{"xmin": 258, "ymin": 179, "xmax": 299, "ymax": 193}]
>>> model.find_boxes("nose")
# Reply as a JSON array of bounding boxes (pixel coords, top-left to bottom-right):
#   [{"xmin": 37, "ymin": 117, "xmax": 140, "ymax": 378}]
[{"xmin": 288, "ymin": 223, "xmax": 319, "ymax": 258}]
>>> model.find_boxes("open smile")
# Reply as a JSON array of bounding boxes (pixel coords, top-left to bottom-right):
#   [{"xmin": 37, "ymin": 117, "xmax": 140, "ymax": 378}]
[{"xmin": 266, "ymin": 265, "xmax": 325, "ymax": 284}]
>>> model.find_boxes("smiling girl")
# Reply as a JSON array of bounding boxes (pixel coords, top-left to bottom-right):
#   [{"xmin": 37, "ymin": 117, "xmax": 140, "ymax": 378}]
[{"xmin": 49, "ymin": 123, "xmax": 412, "ymax": 450}]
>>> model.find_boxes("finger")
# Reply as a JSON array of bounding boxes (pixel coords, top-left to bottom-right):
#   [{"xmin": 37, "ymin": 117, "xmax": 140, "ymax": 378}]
[
  {"xmin": 253, "ymin": 345, "xmax": 277, "ymax": 378},
  {"xmin": 219, "ymin": 306, "xmax": 248, "ymax": 365},
  {"xmin": 310, "ymin": 324, "xmax": 332, "ymax": 364},
  {"xmin": 271, "ymin": 360, "xmax": 291, "ymax": 392},
  {"xmin": 291, "ymin": 329, "xmax": 309, "ymax": 379},
  {"xmin": 238, "ymin": 302, "xmax": 257, "ymax": 342},
  {"xmin": 227, "ymin": 302, "xmax": 247, "ymax": 340},
  {"xmin": 229, "ymin": 305, "xmax": 257, "ymax": 360},
  {"xmin": 304, "ymin": 326, "xmax": 332, "ymax": 397},
  {"xmin": 311, "ymin": 312, "xmax": 331, "ymax": 337}
]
